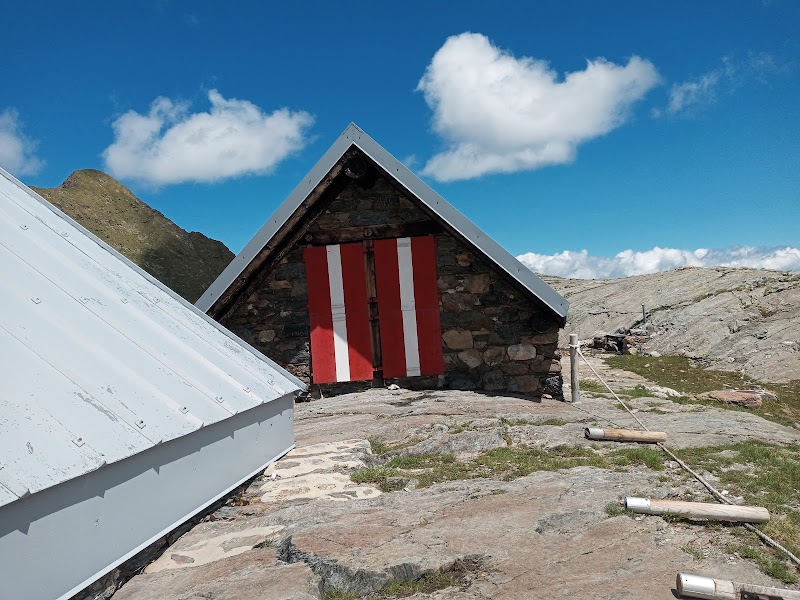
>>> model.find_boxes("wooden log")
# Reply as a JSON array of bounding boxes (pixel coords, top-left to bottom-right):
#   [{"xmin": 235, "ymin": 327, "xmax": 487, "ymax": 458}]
[
  {"xmin": 625, "ymin": 498, "xmax": 770, "ymax": 523},
  {"xmin": 677, "ymin": 572, "xmax": 800, "ymax": 599},
  {"xmin": 584, "ymin": 427, "xmax": 667, "ymax": 443}
]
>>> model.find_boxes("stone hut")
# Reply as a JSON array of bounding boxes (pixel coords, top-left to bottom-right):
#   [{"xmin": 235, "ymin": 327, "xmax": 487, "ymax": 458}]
[{"xmin": 198, "ymin": 124, "xmax": 569, "ymax": 398}]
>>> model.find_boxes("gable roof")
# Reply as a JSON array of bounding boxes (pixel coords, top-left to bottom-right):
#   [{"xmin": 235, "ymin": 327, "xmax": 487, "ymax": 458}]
[
  {"xmin": 0, "ymin": 166, "xmax": 304, "ymax": 508},
  {"xmin": 197, "ymin": 123, "xmax": 569, "ymax": 320}
]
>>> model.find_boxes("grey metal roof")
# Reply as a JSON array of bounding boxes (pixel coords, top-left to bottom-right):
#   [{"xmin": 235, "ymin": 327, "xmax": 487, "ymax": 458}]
[
  {"xmin": 197, "ymin": 123, "xmax": 569, "ymax": 318},
  {"xmin": 0, "ymin": 167, "xmax": 304, "ymax": 509}
]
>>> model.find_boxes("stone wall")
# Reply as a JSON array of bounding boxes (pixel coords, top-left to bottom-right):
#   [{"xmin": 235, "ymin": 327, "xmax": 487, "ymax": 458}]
[{"xmin": 220, "ymin": 173, "xmax": 563, "ymax": 398}]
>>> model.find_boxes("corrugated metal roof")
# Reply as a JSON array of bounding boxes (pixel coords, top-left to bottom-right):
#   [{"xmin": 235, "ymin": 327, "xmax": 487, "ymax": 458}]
[
  {"xmin": 0, "ymin": 167, "xmax": 305, "ymax": 508},
  {"xmin": 197, "ymin": 123, "xmax": 569, "ymax": 319}
]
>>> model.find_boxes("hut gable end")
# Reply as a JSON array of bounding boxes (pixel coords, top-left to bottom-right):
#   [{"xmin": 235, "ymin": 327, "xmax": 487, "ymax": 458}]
[{"xmin": 201, "ymin": 124, "xmax": 568, "ymax": 398}]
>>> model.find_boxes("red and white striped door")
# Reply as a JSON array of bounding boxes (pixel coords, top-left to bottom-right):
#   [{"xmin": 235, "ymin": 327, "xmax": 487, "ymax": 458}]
[
  {"xmin": 304, "ymin": 236, "xmax": 444, "ymax": 383},
  {"xmin": 304, "ymin": 243, "xmax": 373, "ymax": 384},
  {"xmin": 373, "ymin": 236, "xmax": 444, "ymax": 378}
]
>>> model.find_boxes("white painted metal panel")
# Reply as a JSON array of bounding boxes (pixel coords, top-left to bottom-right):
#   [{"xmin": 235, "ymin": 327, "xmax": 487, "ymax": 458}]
[
  {"xmin": 0, "ymin": 328, "xmax": 151, "ymax": 465},
  {"xmin": 0, "ymin": 166, "xmax": 304, "ymax": 511}
]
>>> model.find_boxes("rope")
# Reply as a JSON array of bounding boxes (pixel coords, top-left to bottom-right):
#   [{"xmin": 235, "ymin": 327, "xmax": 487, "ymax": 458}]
[{"xmin": 570, "ymin": 344, "xmax": 800, "ymax": 568}]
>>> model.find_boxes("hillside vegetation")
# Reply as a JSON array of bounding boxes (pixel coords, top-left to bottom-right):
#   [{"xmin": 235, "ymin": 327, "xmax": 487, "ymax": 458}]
[
  {"xmin": 33, "ymin": 170, "xmax": 233, "ymax": 303},
  {"xmin": 545, "ymin": 267, "xmax": 800, "ymax": 383}
]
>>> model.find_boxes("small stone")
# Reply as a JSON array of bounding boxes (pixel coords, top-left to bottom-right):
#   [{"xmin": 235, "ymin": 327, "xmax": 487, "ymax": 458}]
[
  {"xmin": 513, "ymin": 375, "xmax": 539, "ymax": 393},
  {"xmin": 482, "ymin": 370, "xmax": 506, "ymax": 391},
  {"xmin": 170, "ymin": 554, "xmax": 195, "ymax": 565},
  {"xmin": 483, "ymin": 347, "xmax": 505, "ymax": 366},
  {"xmin": 500, "ymin": 362, "xmax": 528, "ymax": 375},
  {"xmin": 442, "ymin": 293, "xmax": 477, "ymax": 313},
  {"xmin": 464, "ymin": 274, "xmax": 491, "ymax": 294},
  {"xmin": 458, "ymin": 349, "xmax": 483, "ymax": 369},
  {"xmin": 508, "ymin": 344, "xmax": 537, "ymax": 361},
  {"xmin": 268, "ymin": 280, "xmax": 293, "ymax": 290},
  {"xmin": 700, "ymin": 390, "xmax": 764, "ymax": 408},
  {"xmin": 456, "ymin": 254, "xmax": 472, "ymax": 266},
  {"xmin": 258, "ymin": 330, "xmax": 276, "ymax": 344},
  {"xmin": 443, "ymin": 329, "xmax": 474, "ymax": 350}
]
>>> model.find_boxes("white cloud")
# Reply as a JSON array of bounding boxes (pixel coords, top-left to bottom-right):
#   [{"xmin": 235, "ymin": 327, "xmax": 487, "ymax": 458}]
[
  {"xmin": 517, "ymin": 246, "xmax": 800, "ymax": 279},
  {"xmin": 0, "ymin": 109, "xmax": 44, "ymax": 176},
  {"xmin": 103, "ymin": 90, "xmax": 313, "ymax": 186},
  {"xmin": 656, "ymin": 53, "xmax": 780, "ymax": 117},
  {"xmin": 417, "ymin": 33, "xmax": 660, "ymax": 181}
]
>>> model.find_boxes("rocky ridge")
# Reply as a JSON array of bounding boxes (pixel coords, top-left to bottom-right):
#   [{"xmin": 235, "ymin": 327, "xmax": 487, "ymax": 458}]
[
  {"xmin": 544, "ymin": 266, "xmax": 800, "ymax": 383},
  {"xmin": 33, "ymin": 169, "xmax": 233, "ymax": 302}
]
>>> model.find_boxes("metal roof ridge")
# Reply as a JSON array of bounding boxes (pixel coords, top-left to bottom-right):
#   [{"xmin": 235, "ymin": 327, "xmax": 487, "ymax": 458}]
[
  {"xmin": 0, "ymin": 166, "xmax": 305, "ymax": 390},
  {"xmin": 197, "ymin": 123, "xmax": 568, "ymax": 318}
]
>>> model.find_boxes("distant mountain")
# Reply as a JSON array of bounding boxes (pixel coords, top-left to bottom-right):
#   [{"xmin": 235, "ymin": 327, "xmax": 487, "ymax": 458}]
[
  {"xmin": 33, "ymin": 169, "xmax": 233, "ymax": 303},
  {"xmin": 545, "ymin": 267, "xmax": 800, "ymax": 384}
]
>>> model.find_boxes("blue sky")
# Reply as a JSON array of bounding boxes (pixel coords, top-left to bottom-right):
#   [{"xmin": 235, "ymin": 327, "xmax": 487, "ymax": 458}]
[{"xmin": 2, "ymin": 1, "xmax": 799, "ymax": 278}]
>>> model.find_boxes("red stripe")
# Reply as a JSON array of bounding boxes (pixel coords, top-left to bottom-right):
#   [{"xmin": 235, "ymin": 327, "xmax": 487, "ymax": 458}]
[
  {"xmin": 340, "ymin": 242, "xmax": 373, "ymax": 381},
  {"xmin": 373, "ymin": 239, "xmax": 407, "ymax": 378},
  {"xmin": 411, "ymin": 236, "xmax": 444, "ymax": 376},
  {"xmin": 304, "ymin": 246, "xmax": 336, "ymax": 384}
]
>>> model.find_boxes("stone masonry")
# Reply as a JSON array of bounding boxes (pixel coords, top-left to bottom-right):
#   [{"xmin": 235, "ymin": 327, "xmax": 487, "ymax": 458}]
[{"xmin": 220, "ymin": 172, "xmax": 563, "ymax": 398}]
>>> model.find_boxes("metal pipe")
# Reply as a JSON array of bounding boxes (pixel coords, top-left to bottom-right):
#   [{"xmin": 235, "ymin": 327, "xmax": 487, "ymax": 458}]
[
  {"xmin": 569, "ymin": 333, "xmax": 579, "ymax": 403},
  {"xmin": 584, "ymin": 427, "xmax": 667, "ymax": 443},
  {"xmin": 676, "ymin": 572, "xmax": 800, "ymax": 599},
  {"xmin": 625, "ymin": 498, "xmax": 770, "ymax": 524}
]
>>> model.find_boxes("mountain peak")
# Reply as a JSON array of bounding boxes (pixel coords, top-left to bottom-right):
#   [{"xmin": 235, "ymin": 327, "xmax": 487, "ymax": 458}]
[{"xmin": 32, "ymin": 171, "xmax": 233, "ymax": 303}]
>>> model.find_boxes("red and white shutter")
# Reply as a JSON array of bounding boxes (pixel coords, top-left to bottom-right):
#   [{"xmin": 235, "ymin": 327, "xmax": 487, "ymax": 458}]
[
  {"xmin": 373, "ymin": 236, "xmax": 444, "ymax": 378},
  {"xmin": 304, "ymin": 243, "xmax": 373, "ymax": 383}
]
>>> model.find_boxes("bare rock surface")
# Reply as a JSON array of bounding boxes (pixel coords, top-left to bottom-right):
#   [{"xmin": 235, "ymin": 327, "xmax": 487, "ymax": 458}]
[
  {"xmin": 113, "ymin": 362, "xmax": 799, "ymax": 599},
  {"xmin": 544, "ymin": 267, "xmax": 800, "ymax": 383}
]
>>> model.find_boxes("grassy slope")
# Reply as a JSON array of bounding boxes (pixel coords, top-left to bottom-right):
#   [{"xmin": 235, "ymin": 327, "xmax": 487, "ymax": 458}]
[{"xmin": 33, "ymin": 170, "xmax": 234, "ymax": 303}]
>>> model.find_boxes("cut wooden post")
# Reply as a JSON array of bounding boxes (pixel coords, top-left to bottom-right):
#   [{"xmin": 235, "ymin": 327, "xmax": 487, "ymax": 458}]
[
  {"xmin": 585, "ymin": 427, "xmax": 667, "ymax": 443},
  {"xmin": 625, "ymin": 498, "xmax": 770, "ymax": 523},
  {"xmin": 677, "ymin": 572, "xmax": 800, "ymax": 599},
  {"xmin": 569, "ymin": 333, "xmax": 579, "ymax": 403}
]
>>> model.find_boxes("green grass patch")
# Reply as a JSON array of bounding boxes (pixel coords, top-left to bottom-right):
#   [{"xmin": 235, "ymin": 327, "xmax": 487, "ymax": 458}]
[
  {"xmin": 500, "ymin": 417, "xmax": 568, "ymax": 427},
  {"xmin": 676, "ymin": 441, "xmax": 800, "ymax": 557},
  {"xmin": 603, "ymin": 354, "xmax": 800, "ymax": 427},
  {"xmin": 579, "ymin": 380, "xmax": 612, "ymax": 395},
  {"xmin": 726, "ymin": 541, "xmax": 798, "ymax": 584},
  {"xmin": 676, "ymin": 441, "xmax": 800, "ymax": 582},
  {"xmin": 448, "ymin": 420, "xmax": 474, "ymax": 434},
  {"xmin": 681, "ymin": 544, "xmax": 705, "ymax": 560},
  {"xmin": 351, "ymin": 445, "xmax": 671, "ymax": 491}
]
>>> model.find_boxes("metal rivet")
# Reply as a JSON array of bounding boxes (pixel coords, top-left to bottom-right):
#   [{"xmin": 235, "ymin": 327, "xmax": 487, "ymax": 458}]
[
  {"xmin": 20, "ymin": 224, "xmax": 28, "ymax": 230},
  {"xmin": 31, "ymin": 297, "xmax": 41, "ymax": 304},
  {"xmin": 153, "ymin": 298, "xmax": 160, "ymax": 304},
  {"xmin": 61, "ymin": 231, "xmax": 69, "ymax": 237},
  {"xmin": 135, "ymin": 420, "xmax": 146, "ymax": 429},
  {"xmin": 243, "ymin": 386, "xmax": 251, "ymax": 393},
  {"xmin": 73, "ymin": 437, "xmax": 84, "ymax": 447},
  {"xmin": 121, "ymin": 298, "xmax": 128, "ymax": 304},
  {"xmin": 179, "ymin": 406, "xmax": 189, "ymax": 414},
  {"xmin": 81, "ymin": 297, "xmax": 89, "ymax": 304}
]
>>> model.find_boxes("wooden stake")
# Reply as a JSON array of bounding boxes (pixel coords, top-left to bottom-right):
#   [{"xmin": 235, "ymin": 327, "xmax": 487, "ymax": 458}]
[
  {"xmin": 585, "ymin": 427, "xmax": 667, "ymax": 443},
  {"xmin": 677, "ymin": 572, "xmax": 800, "ymax": 599},
  {"xmin": 626, "ymin": 498, "xmax": 770, "ymax": 523}
]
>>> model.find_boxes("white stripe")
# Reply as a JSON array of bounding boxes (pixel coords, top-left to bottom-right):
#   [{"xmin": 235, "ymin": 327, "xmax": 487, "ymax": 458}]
[
  {"xmin": 396, "ymin": 238, "xmax": 421, "ymax": 377},
  {"xmin": 326, "ymin": 245, "xmax": 350, "ymax": 382}
]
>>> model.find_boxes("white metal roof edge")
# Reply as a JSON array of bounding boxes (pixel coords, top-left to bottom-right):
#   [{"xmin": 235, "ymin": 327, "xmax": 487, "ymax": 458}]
[
  {"xmin": 0, "ymin": 166, "xmax": 306, "ymax": 392},
  {"xmin": 197, "ymin": 123, "xmax": 569, "ymax": 319}
]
